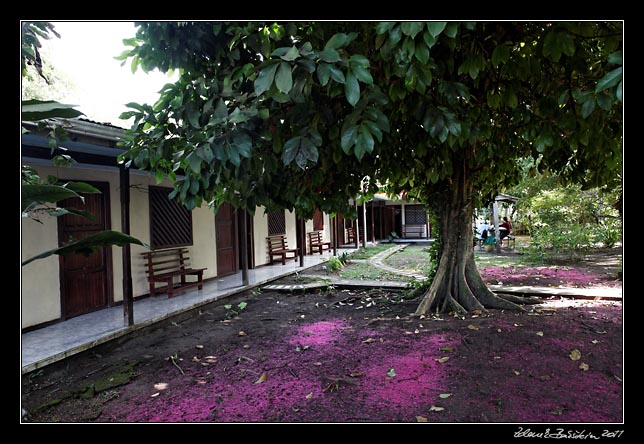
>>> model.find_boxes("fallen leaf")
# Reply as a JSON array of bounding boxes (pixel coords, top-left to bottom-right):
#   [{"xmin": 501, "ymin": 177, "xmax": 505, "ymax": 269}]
[
  {"xmin": 151, "ymin": 392, "xmax": 160, "ymax": 398},
  {"xmin": 497, "ymin": 329, "xmax": 502, "ymax": 333},
  {"xmin": 471, "ymin": 310, "xmax": 482, "ymax": 316},
  {"xmin": 591, "ymin": 340, "xmax": 599, "ymax": 344},
  {"xmin": 255, "ymin": 372, "xmax": 267, "ymax": 384},
  {"xmin": 539, "ymin": 375, "xmax": 551, "ymax": 381},
  {"xmin": 387, "ymin": 368, "xmax": 396, "ymax": 377},
  {"xmin": 615, "ymin": 375, "xmax": 622, "ymax": 382},
  {"xmin": 195, "ymin": 345, "xmax": 204, "ymax": 349},
  {"xmin": 203, "ymin": 356, "xmax": 217, "ymax": 363},
  {"xmin": 429, "ymin": 406, "xmax": 445, "ymax": 412},
  {"xmin": 420, "ymin": 315, "xmax": 426, "ymax": 320},
  {"xmin": 313, "ymin": 362, "xmax": 322, "ymax": 366},
  {"xmin": 569, "ymin": 349, "xmax": 582, "ymax": 361},
  {"xmin": 513, "ymin": 323, "xmax": 523, "ymax": 327},
  {"xmin": 305, "ymin": 392, "xmax": 313, "ymax": 399},
  {"xmin": 513, "ymin": 370, "xmax": 521, "ymax": 376},
  {"xmin": 467, "ymin": 325, "xmax": 479, "ymax": 331},
  {"xmin": 414, "ymin": 329, "xmax": 420, "ymax": 334},
  {"xmin": 349, "ymin": 372, "xmax": 364, "ymax": 378},
  {"xmin": 493, "ymin": 356, "xmax": 502, "ymax": 360},
  {"xmin": 439, "ymin": 393, "xmax": 452, "ymax": 399},
  {"xmin": 439, "ymin": 347, "xmax": 453, "ymax": 352},
  {"xmin": 536, "ymin": 331, "xmax": 544, "ymax": 337},
  {"xmin": 243, "ymin": 344, "xmax": 250, "ymax": 349},
  {"xmin": 238, "ymin": 331, "xmax": 247, "ymax": 336},
  {"xmin": 436, "ymin": 357, "xmax": 449, "ymax": 363},
  {"xmin": 579, "ymin": 362, "xmax": 589, "ymax": 371},
  {"xmin": 405, "ymin": 331, "xmax": 414, "ymax": 335},
  {"xmin": 192, "ymin": 356, "xmax": 200, "ymax": 362},
  {"xmin": 154, "ymin": 383, "xmax": 168, "ymax": 390},
  {"xmin": 362, "ymin": 338, "xmax": 376, "ymax": 343},
  {"xmin": 416, "ymin": 415, "xmax": 428, "ymax": 422}
]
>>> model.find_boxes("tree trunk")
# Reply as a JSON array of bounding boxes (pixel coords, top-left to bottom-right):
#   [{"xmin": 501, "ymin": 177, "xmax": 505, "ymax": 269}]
[{"xmin": 415, "ymin": 165, "xmax": 524, "ymax": 316}]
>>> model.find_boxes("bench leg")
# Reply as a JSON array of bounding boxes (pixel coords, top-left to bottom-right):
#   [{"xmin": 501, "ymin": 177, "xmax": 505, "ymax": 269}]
[
  {"xmin": 197, "ymin": 272, "xmax": 203, "ymax": 290},
  {"xmin": 166, "ymin": 277, "xmax": 174, "ymax": 298},
  {"xmin": 149, "ymin": 281, "xmax": 156, "ymax": 298}
]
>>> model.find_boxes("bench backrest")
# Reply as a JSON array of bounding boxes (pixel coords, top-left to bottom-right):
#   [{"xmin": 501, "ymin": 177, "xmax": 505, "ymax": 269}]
[
  {"xmin": 308, "ymin": 231, "xmax": 324, "ymax": 243},
  {"xmin": 142, "ymin": 248, "xmax": 191, "ymax": 275},
  {"xmin": 267, "ymin": 235, "xmax": 288, "ymax": 252}
]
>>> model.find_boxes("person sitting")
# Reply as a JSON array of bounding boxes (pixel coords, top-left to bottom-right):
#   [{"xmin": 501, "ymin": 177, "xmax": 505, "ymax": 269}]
[{"xmin": 499, "ymin": 217, "xmax": 512, "ymax": 240}]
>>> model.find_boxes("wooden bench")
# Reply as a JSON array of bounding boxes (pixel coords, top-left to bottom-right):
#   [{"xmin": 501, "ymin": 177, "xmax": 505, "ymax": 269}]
[
  {"xmin": 142, "ymin": 247, "xmax": 207, "ymax": 298},
  {"xmin": 308, "ymin": 230, "xmax": 331, "ymax": 255},
  {"xmin": 402, "ymin": 224, "xmax": 425, "ymax": 238},
  {"xmin": 267, "ymin": 234, "xmax": 299, "ymax": 265}
]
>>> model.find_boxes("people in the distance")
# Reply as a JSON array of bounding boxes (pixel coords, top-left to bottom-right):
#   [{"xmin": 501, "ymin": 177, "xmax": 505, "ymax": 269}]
[
  {"xmin": 477, "ymin": 220, "xmax": 490, "ymax": 240},
  {"xmin": 499, "ymin": 217, "xmax": 512, "ymax": 240}
]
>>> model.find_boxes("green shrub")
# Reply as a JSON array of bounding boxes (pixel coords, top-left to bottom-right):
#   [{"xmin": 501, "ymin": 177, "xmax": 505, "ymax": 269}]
[
  {"xmin": 326, "ymin": 256, "xmax": 344, "ymax": 272},
  {"xmin": 594, "ymin": 221, "xmax": 621, "ymax": 248},
  {"xmin": 523, "ymin": 223, "xmax": 595, "ymax": 263}
]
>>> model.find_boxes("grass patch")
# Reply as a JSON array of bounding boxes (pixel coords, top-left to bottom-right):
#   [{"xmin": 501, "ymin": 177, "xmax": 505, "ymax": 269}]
[
  {"xmin": 348, "ymin": 243, "xmax": 395, "ymax": 260},
  {"xmin": 339, "ymin": 262, "xmax": 413, "ymax": 282},
  {"xmin": 383, "ymin": 245, "xmax": 432, "ymax": 274}
]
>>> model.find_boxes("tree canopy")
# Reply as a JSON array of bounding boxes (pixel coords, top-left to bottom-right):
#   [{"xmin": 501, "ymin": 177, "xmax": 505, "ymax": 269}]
[{"xmin": 118, "ymin": 21, "xmax": 622, "ymax": 313}]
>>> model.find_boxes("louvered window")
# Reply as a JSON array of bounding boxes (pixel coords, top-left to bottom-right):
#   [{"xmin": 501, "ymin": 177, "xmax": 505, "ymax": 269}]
[
  {"xmin": 404, "ymin": 205, "xmax": 427, "ymax": 224},
  {"xmin": 267, "ymin": 209, "xmax": 286, "ymax": 235},
  {"xmin": 149, "ymin": 186, "xmax": 193, "ymax": 249}
]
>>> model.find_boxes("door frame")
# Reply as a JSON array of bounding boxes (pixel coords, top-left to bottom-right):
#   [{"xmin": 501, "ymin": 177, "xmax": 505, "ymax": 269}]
[{"xmin": 57, "ymin": 180, "xmax": 114, "ymax": 319}]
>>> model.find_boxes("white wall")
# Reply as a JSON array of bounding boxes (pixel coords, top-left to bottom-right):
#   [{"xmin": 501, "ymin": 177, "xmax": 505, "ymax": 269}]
[
  {"xmin": 21, "ymin": 164, "xmax": 219, "ymax": 329},
  {"xmin": 253, "ymin": 207, "xmax": 270, "ymax": 266}
]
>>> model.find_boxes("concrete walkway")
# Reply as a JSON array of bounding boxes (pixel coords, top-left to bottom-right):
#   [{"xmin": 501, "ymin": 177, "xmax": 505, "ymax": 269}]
[{"xmin": 21, "ymin": 249, "xmax": 353, "ymax": 374}]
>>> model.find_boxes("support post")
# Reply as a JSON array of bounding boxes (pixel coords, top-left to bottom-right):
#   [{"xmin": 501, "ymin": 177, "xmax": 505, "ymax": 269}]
[
  {"xmin": 241, "ymin": 208, "xmax": 249, "ymax": 286},
  {"xmin": 299, "ymin": 218, "xmax": 305, "ymax": 267},
  {"xmin": 492, "ymin": 200, "xmax": 501, "ymax": 253},
  {"xmin": 119, "ymin": 164, "xmax": 134, "ymax": 327},
  {"xmin": 332, "ymin": 216, "xmax": 338, "ymax": 256},
  {"xmin": 362, "ymin": 200, "xmax": 367, "ymax": 248}
]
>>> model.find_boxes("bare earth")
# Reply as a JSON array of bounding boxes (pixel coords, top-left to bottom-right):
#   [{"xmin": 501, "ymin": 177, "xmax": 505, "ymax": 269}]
[{"xmin": 21, "ymin": 248, "xmax": 623, "ymax": 426}]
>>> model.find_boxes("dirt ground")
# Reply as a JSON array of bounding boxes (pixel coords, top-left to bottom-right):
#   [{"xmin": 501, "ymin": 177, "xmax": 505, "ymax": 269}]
[{"xmin": 21, "ymin": 248, "xmax": 623, "ymax": 424}]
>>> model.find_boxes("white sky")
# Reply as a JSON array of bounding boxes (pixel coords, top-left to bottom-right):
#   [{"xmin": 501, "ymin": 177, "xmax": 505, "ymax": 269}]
[{"xmin": 38, "ymin": 21, "xmax": 178, "ymax": 127}]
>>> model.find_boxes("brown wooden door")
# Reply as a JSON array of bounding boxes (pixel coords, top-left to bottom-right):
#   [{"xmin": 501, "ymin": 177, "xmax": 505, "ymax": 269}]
[
  {"xmin": 216, "ymin": 203, "xmax": 238, "ymax": 277},
  {"xmin": 58, "ymin": 183, "xmax": 111, "ymax": 319}
]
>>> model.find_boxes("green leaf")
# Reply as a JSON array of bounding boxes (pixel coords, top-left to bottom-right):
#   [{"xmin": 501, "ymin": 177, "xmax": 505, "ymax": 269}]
[
  {"xmin": 444, "ymin": 22, "xmax": 458, "ymax": 38},
  {"xmin": 325, "ymin": 33, "xmax": 349, "ymax": 50},
  {"xmin": 375, "ymin": 22, "xmax": 396, "ymax": 35},
  {"xmin": 280, "ymin": 46, "xmax": 300, "ymax": 61},
  {"xmin": 341, "ymin": 125, "xmax": 358, "ymax": 153},
  {"xmin": 317, "ymin": 63, "xmax": 331, "ymax": 86},
  {"xmin": 364, "ymin": 120, "xmax": 383, "ymax": 142},
  {"xmin": 254, "ymin": 63, "xmax": 279, "ymax": 96},
  {"xmin": 319, "ymin": 48, "xmax": 342, "ymax": 63},
  {"xmin": 608, "ymin": 51, "xmax": 622, "ymax": 65},
  {"xmin": 423, "ymin": 31, "xmax": 437, "ymax": 49},
  {"xmin": 415, "ymin": 44, "xmax": 429, "ymax": 64},
  {"xmin": 386, "ymin": 368, "xmax": 396, "ymax": 377},
  {"xmin": 47, "ymin": 207, "xmax": 95, "ymax": 220},
  {"xmin": 345, "ymin": 71, "xmax": 360, "ymax": 106},
  {"xmin": 21, "ymin": 100, "xmax": 84, "ymax": 121},
  {"xmin": 355, "ymin": 125, "xmax": 375, "ymax": 159},
  {"xmin": 63, "ymin": 182, "xmax": 100, "ymax": 194},
  {"xmin": 616, "ymin": 80, "xmax": 622, "ymax": 102},
  {"xmin": 214, "ymin": 99, "xmax": 228, "ymax": 119},
  {"xmin": 233, "ymin": 132, "xmax": 253, "ymax": 158},
  {"xmin": 596, "ymin": 93, "xmax": 612, "ymax": 111},
  {"xmin": 328, "ymin": 65, "xmax": 346, "ymax": 84},
  {"xmin": 352, "ymin": 66, "xmax": 373, "ymax": 85},
  {"xmin": 22, "ymin": 230, "xmax": 148, "ymax": 266},
  {"xmin": 595, "ymin": 67, "xmax": 622, "ymax": 93},
  {"xmin": 543, "ymin": 30, "xmax": 562, "ymax": 62},
  {"xmin": 282, "ymin": 137, "xmax": 301, "ymax": 165},
  {"xmin": 188, "ymin": 153, "xmax": 202, "ymax": 174},
  {"xmin": 22, "ymin": 184, "xmax": 81, "ymax": 212},
  {"xmin": 560, "ymin": 32, "xmax": 575, "ymax": 57},
  {"xmin": 400, "ymin": 22, "xmax": 424, "ymax": 38},
  {"xmin": 492, "ymin": 45, "xmax": 510, "ymax": 67},
  {"xmin": 349, "ymin": 55, "xmax": 370, "ymax": 69},
  {"xmin": 275, "ymin": 62, "xmax": 293, "ymax": 93},
  {"xmin": 426, "ymin": 22, "xmax": 447, "ymax": 38},
  {"xmin": 581, "ymin": 98, "xmax": 596, "ymax": 118},
  {"xmin": 185, "ymin": 102, "xmax": 201, "ymax": 128}
]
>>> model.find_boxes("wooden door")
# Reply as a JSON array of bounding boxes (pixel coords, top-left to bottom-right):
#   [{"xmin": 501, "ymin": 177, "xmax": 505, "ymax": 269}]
[
  {"xmin": 216, "ymin": 203, "xmax": 238, "ymax": 277},
  {"xmin": 58, "ymin": 183, "xmax": 111, "ymax": 319}
]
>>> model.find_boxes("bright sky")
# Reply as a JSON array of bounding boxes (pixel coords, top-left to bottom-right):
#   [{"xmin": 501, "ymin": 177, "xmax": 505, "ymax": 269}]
[{"xmin": 40, "ymin": 21, "xmax": 178, "ymax": 127}]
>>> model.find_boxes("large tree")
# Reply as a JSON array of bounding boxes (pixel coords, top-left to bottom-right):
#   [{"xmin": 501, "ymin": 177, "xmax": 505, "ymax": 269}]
[{"xmin": 119, "ymin": 21, "xmax": 622, "ymax": 315}]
